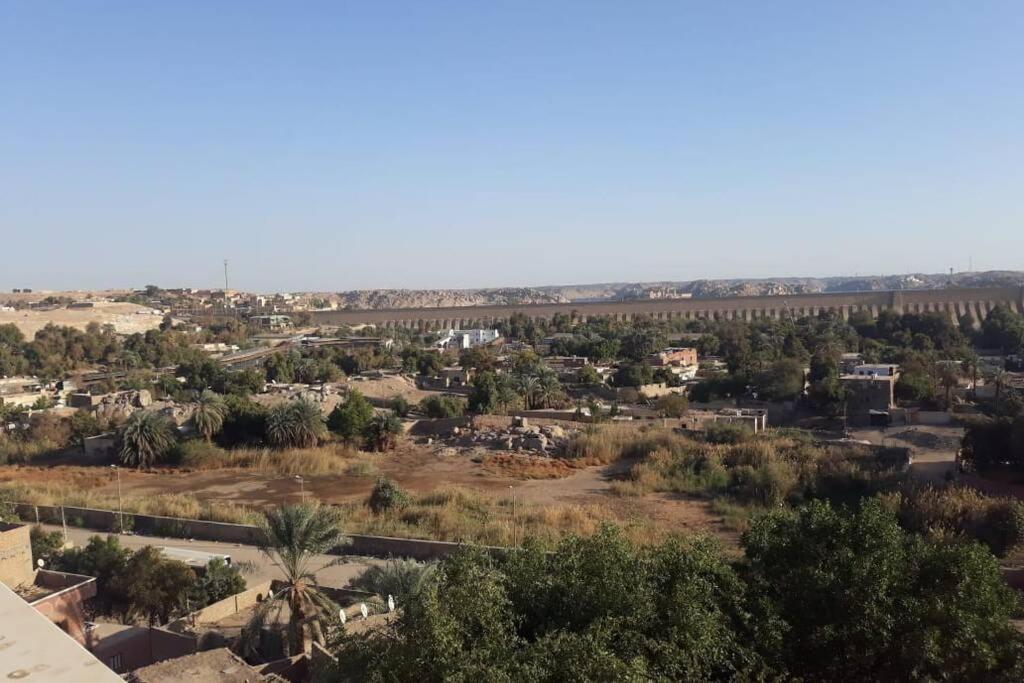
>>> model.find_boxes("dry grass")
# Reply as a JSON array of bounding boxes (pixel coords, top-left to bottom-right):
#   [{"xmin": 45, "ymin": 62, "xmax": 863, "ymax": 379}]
[
  {"xmin": 0, "ymin": 437, "xmax": 60, "ymax": 465},
  {"xmin": 0, "ymin": 481, "xmax": 260, "ymax": 525},
  {"xmin": 482, "ymin": 453, "xmax": 583, "ymax": 479},
  {"xmin": 338, "ymin": 484, "xmax": 659, "ymax": 549},
  {"xmin": 176, "ymin": 440, "xmax": 358, "ymax": 476}
]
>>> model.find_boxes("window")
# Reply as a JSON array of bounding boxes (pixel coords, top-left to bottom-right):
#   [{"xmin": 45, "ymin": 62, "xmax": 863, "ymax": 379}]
[{"xmin": 108, "ymin": 654, "xmax": 124, "ymax": 672}]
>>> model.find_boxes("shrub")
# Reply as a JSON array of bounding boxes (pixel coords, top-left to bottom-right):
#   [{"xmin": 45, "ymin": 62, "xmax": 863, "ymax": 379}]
[
  {"xmin": 704, "ymin": 422, "xmax": 750, "ymax": 444},
  {"xmin": 655, "ymin": 393, "xmax": 689, "ymax": 418},
  {"xmin": 419, "ymin": 395, "xmax": 466, "ymax": 419},
  {"xmin": 979, "ymin": 501, "xmax": 1024, "ymax": 558},
  {"xmin": 729, "ymin": 460, "xmax": 796, "ymax": 507},
  {"xmin": 368, "ymin": 478, "xmax": 410, "ymax": 513},
  {"xmin": 387, "ymin": 395, "xmax": 411, "ymax": 418}
]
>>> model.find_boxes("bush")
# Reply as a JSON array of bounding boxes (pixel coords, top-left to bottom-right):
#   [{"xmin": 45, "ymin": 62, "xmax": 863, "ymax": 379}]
[
  {"xmin": 368, "ymin": 478, "xmax": 410, "ymax": 513},
  {"xmin": 419, "ymin": 395, "xmax": 466, "ymax": 419},
  {"xmin": 654, "ymin": 393, "xmax": 689, "ymax": 418},
  {"xmin": 328, "ymin": 390, "xmax": 374, "ymax": 442},
  {"xmin": 729, "ymin": 461, "xmax": 796, "ymax": 507},
  {"xmin": 980, "ymin": 501, "xmax": 1024, "ymax": 558},
  {"xmin": 387, "ymin": 395, "xmax": 411, "ymax": 418},
  {"xmin": 704, "ymin": 422, "xmax": 750, "ymax": 444},
  {"xmin": 30, "ymin": 526, "xmax": 65, "ymax": 567}
]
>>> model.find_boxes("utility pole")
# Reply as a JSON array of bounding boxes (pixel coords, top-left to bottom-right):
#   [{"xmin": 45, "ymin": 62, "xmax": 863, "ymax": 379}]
[{"xmin": 111, "ymin": 465, "xmax": 123, "ymax": 533}]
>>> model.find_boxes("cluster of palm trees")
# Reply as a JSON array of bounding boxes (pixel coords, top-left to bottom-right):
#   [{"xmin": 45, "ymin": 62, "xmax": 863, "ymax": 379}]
[
  {"xmin": 265, "ymin": 399, "xmax": 326, "ymax": 448},
  {"xmin": 514, "ymin": 369, "xmax": 565, "ymax": 410}
]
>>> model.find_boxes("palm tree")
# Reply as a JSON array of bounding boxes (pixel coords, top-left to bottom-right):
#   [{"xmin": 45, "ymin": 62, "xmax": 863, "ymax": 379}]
[
  {"xmin": 119, "ymin": 411, "xmax": 176, "ymax": 468},
  {"xmin": 939, "ymin": 364, "xmax": 961, "ymax": 409},
  {"xmin": 244, "ymin": 503, "xmax": 348, "ymax": 657},
  {"xmin": 516, "ymin": 375, "xmax": 541, "ymax": 409},
  {"xmin": 364, "ymin": 412, "xmax": 402, "ymax": 452},
  {"xmin": 350, "ymin": 557, "xmax": 435, "ymax": 602},
  {"xmin": 266, "ymin": 399, "xmax": 326, "ymax": 448},
  {"xmin": 536, "ymin": 373, "xmax": 563, "ymax": 409},
  {"xmin": 192, "ymin": 390, "xmax": 227, "ymax": 442}
]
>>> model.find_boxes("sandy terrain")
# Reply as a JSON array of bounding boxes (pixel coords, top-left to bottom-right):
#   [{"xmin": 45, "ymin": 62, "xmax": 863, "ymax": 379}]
[
  {"xmin": 344, "ymin": 374, "xmax": 443, "ymax": 403},
  {"xmin": 0, "ymin": 302, "xmax": 163, "ymax": 337}
]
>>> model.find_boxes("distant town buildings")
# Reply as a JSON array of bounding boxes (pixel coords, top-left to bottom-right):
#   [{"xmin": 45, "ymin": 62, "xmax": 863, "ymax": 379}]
[{"xmin": 433, "ymin": 328, "xmax": 501, "ymax": 350}]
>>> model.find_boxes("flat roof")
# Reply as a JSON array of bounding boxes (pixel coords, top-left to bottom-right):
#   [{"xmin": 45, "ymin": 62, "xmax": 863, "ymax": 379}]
[
  {"xmin": 0, "ymin": 582, "xmax": 121, "ymax": 682},
  {"xmin": 130, "ymin": 648, "xmax": 265, "ymax": 683}
]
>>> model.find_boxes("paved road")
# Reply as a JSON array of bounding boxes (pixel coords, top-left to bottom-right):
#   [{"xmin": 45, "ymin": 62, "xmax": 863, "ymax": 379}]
[{"xmin": 39, "ymin": 524, "xmax": 378, "ymax": 588}]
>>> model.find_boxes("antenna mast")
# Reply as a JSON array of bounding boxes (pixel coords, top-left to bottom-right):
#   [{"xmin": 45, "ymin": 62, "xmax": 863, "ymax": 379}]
[{"xmin": 223, "ymin": 259, "xmax": 229, "ymax": 291}]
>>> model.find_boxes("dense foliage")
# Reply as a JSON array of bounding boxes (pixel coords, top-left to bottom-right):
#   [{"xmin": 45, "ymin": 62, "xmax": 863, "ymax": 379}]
[{"xmin": 319, "ymin": 502, "xmax": 1023, "ymax": 682}]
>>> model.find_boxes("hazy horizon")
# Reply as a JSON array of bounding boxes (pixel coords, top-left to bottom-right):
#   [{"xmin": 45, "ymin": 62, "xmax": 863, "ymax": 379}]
[{"xmin": 3, "ymin": 2, "xmax": 1022, "ymax": 291}]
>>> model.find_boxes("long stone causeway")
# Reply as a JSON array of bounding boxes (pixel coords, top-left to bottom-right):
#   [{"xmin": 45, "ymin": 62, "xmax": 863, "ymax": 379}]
[{"xmin": 310, "ymin": 285, "xmax": 1024, "ymax": 330}]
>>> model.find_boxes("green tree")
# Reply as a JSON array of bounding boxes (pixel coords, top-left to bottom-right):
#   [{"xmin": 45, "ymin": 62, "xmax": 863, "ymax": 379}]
[
  {"xmin": 327, "ymin": 390, "xmax": 374, "ymax": 443},
  {"xmin": 655, "ymin": 393, "xmax": 689, "ymax": 418},
  {"xmin": 118, "ymin": 411, "xmax": 176, "ymax": 468},
  {"xmin": 190, "ymin": 557, "xmax": 246, "ymax": 608},
  {"xmin": 266, "ymin": 399, "xmax": 326, "ymax": 448},
  {"xmin": 245, "ymin": 504, "xmax": 348, "ymax": 657},
  {"xmin": 576, "ymin": 365, "xmax": 603, "ymax": 385},
  {"xmin": 191, "ymin": 390, "xmax": 227, "ymax": 442},
  {"xmin": 111, "ymin": 546, "xmax": 196, "ymax": 625},
  {"xmin": 30, "ymin": 526, "xmax": 65, "ymax": 567},
  {"xmin": 754, "ymin": 358, "xmax": 805, "ymax": 401},
  {"xmin": 56, "ymin": 535, "xmax": 131, "ymax": 616},
  {"xmin": 743, "ymin": 499, "xmax": 1024, "ymax": 681}
]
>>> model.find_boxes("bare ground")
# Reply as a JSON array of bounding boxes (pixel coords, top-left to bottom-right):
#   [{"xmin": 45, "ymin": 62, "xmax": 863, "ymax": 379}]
[{"xmin": 0, "ymin": 440, "xmax": 729, "ymax": 544}]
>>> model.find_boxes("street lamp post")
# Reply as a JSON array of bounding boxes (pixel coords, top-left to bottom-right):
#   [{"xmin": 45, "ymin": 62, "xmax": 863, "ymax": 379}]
[{"xmin": 110, "ymin": 464, "xmax": 123, "ymax": 533}]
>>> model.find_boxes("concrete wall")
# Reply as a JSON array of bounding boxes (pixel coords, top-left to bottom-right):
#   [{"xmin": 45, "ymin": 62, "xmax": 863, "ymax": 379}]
[
  {"xmin": 0, "ymin": 522, "xmax": 34, "ymax": 588},
  {"xmin": 311, "ymin": 286, "xmax": 1024, "ymax": 327},
  {"xmin": 91, "ymin": 626, "xmax": 196, "ymax": 674},
  {"xmin": 30, "ymin": 571, "xmax": 96, "ymax": 644},
  {"xmin": 166, "ymin": 581, "xmax": 273, "ymax": 631},
  {"xmin": 6, "ymin": 502, "xmax": 502, "ymax": 562}
]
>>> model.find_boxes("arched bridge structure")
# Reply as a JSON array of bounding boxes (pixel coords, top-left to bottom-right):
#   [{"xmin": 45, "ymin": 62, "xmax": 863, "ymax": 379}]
[{"xmin": 310, "ymin": 286, "xmax": 1024, "ymax": 332}]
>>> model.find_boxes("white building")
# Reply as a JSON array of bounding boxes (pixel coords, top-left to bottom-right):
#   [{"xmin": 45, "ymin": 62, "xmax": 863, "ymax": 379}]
[
  {"xmin": 853, "ymin": 364, "xmax": 900, "ymax": 378},
  {"xmin": 434, "ymin": 329, "xmax": 501, "ymax": 350}
]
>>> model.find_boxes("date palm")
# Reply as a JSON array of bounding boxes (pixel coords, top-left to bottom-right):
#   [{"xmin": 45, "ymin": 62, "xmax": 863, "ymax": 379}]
[
  {"xmin": 192, "ymin": 390, "xmax": 227, "ymax": 442},
  {"xmin": 119, "ymin": 410, "xmax": 176, "ymax": 468},
  {"xmin": 266, "ymin": 399, "xmax": 326, "ymax": 448},
  {"xmin": 365, "ymin": 412, "xmax": 402, "ymax": 452},
  {"xmin": 244, "ymin": 503, "xmax": 348, "ymax": 657},
  {"xmin": 516, "ymin": 375, "xmax": 541, "ymax": 409},
  {"xmin": 537, "ymin": 373, "xmax": 563, "ymax": 409}
]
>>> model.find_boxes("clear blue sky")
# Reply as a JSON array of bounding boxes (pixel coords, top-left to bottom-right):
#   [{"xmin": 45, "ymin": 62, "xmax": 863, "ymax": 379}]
[{"xmin": 2, "ymin": 1, "xmax": 1022, "ymax": 292}]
